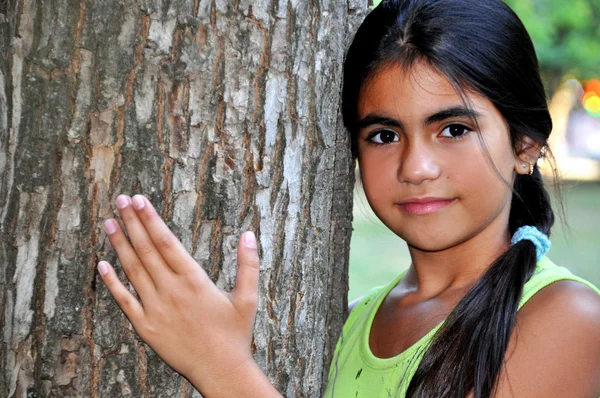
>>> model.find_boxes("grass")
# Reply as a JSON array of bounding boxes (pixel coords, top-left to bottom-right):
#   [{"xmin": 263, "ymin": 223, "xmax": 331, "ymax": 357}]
[{"xmin": 348, "ymin": 180, "xmax": 600, "ymax": 301}]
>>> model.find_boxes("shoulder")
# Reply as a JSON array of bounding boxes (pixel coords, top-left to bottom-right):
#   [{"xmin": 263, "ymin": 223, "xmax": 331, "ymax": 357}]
[
  {"xmin": 521, "ymin": 278, "xmax": 600, "ymax": 321},
  {"xmin": 496, "ymin": 280, "xmax": 600, "ymax": 397},
  {"xmin": 519, "ymin": 278, "xmax": 600, "ymax": 334},
  {"xmin": 518, "ymin": 280, "xmax": 600, "ymax": 346}
]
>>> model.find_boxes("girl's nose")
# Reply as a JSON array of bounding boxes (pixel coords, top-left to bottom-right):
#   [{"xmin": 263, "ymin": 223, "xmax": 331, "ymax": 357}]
[{"xmin": 397, "ymin": 141, "xmax": 441, "ymax": 185}]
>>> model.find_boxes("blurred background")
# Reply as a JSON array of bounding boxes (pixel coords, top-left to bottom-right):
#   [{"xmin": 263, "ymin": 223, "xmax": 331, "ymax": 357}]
[{"xmin": 349, "ymin": 0, "xmax": 600, "ymax": 300}]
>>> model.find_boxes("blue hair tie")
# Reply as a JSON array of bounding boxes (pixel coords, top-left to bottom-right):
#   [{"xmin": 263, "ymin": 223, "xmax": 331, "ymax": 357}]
[{"xmin": 511, "ymin": 226, "xmax": 551, "ymax": 260}]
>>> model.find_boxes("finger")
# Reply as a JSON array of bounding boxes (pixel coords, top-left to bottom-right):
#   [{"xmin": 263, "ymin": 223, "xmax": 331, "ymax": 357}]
[
  {"xmin": 116, "ymin": 195, "xmax": 174, "ymax": 283},
  {"xmin": 232, "ymin": 231, "xmax": 260, "ymax": 314},
  {"xmin": 97, "ymin": 261, "xmax": 145, "ymax": 325},
  {"xmin": 104, "ymin": 218, "xmax": 156, "ymax": 298},
  {"xmin": 130, "ymin": 194, "xmax": 207, "ymax": 277}
]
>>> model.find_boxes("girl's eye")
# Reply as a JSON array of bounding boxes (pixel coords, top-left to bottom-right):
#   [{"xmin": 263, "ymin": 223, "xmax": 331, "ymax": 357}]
[
  {"xmin": 368, "ymin": 130, "xmax": 399, "ymax": 145},
  {"xmin": 440, "ymin": 124, "xmax": 472, "ymax": 140}
]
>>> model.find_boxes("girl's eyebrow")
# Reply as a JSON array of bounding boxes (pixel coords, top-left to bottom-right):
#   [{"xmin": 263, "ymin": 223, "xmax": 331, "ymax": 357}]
[
  {"xmin": 424, "ymin": 107, "xmax": 482, "ymax": 125},
  {"xmin": 357, "ymin": 115, "xmax": 403, "ymax": 130},
  {"xmin": 357, "ymin": 107, "xmax": 482, "ymax": 130}
]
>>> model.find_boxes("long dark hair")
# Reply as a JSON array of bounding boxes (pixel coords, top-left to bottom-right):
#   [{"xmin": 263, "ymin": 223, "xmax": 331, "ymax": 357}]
[{"xmin": 342, "ymin": 0, "xmax": 556, "ymax": 396}]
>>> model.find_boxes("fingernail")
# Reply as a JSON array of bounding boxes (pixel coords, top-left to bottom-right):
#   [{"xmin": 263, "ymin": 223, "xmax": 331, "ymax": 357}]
[
  {"xmin": 98, "ymin": 261, "xmax": 109, "ymax": 276},
  {"xmin": 132, "ymin": 195, "xmax": 145, "ymax": 210},
  {"xmin": 116, "ymin": 195, "xmax": 130, "ymax": 209},
  {"xmin": 104, "ymin": 219, "xmax": 117, "ymax": 235},
  {"xmin": 244, "ymin": 231, "xmax": 257, "ymax": 249}
]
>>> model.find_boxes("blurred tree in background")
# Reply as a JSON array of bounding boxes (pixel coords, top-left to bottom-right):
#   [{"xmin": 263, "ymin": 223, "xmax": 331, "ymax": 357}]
[{"xmin": 505, "ymin": 0, "xmax": 600, "ymax": 95}]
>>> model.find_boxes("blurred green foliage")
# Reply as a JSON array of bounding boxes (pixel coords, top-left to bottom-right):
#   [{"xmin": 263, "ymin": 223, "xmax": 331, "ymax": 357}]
[{"xmin": 505, "ymin": 0, "xmax": 600, "ymax": 87}]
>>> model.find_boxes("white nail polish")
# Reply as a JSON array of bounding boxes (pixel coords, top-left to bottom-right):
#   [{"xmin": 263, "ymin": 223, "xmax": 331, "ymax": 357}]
[
  {"xmin": 244, "ymin": 232, "xmax": 257, "ymax": 249},
  {"xmin": 132, "ymin": 195, "xmax": 145, "ymax": 210}
]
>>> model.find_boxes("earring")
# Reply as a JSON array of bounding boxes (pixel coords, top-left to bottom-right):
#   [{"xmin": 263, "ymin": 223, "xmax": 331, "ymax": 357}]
[{"xmin": 521, "ymin": 162, "xmax": 534, "ymax": 175}]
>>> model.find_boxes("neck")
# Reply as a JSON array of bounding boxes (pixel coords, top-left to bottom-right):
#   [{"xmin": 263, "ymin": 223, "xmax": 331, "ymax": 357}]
[{"xmin": 403, "ymin": 213, "xmax": 512, "ymax": 298}]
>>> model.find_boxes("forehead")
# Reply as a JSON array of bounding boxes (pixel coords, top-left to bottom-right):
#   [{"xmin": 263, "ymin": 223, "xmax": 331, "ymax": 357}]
[{"xmin": 357, "ymin": 61, "xmax": 497, "ymax": 120}]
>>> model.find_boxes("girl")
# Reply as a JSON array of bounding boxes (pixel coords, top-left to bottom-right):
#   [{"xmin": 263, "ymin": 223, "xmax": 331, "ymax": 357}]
[{"xmin": 97, "ymin": 0, "xmax": 600, "ymax": 396}]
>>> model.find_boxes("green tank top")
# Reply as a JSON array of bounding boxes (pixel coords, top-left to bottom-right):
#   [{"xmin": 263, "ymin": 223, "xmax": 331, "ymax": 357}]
[{"xmin": 323, "ymin": 257, "xmax": 600, "ymax": 397}]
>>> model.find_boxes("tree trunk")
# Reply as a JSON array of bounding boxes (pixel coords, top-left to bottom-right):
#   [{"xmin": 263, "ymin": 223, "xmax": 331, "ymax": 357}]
[{"xmin": 0, "ymin": 0, "xmax": 366, "ymax": 396}]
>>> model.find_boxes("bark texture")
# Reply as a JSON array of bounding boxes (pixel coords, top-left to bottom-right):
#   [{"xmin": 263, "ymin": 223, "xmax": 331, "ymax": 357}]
[{"xmin": 0, "ymin": 0, "xmax": 366, "ymax": 396}]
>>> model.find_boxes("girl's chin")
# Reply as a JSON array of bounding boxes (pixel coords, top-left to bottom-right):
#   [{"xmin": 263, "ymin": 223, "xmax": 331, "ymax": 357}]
[
  {"xmin": 405, "ymin": 242, "xmax": 459, "ymax": 254},
  {"xmin": 400, "ymin": 234, "xmax": 467, "ymax": 253}
]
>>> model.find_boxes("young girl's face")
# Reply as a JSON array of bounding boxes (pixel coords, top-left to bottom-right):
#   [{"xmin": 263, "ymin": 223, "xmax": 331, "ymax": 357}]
[{"xmin": 356, "ymin": 61, "xmax": 523, "ymax": 253}]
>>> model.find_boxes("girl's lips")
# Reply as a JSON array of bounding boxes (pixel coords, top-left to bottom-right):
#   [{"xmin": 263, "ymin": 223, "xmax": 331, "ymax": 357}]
[{"xmin": 396, "ymin": 198, "xmax": 457, "ymax": 215}]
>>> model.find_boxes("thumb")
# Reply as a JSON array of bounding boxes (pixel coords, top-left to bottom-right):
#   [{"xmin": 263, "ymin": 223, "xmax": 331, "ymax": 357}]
[{"xmin": 232, "ymin": 231, "xmax": 260, "ymax": 314}]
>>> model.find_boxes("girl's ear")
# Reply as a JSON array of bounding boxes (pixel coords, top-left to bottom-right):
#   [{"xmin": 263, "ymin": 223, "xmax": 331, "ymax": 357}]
[{"xmin": 514, "ymin": 136, "xmax": 543, "ymax": 175}]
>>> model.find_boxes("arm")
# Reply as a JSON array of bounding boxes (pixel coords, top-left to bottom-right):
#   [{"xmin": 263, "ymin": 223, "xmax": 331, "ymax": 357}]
[
  {"xmin": 98, "ymin": 194, "xmax": 282, "ymax": 397},
  {"xmin": 186, "ymin": 357, "xmax": 280, "ymax": 397},
  {"xmin": 494, "ymin": 280, "xmax": 600, "ymax": 397}
]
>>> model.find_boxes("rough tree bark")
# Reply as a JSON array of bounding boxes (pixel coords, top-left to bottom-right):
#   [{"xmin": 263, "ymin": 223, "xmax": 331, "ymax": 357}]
[{"xmin": 0, "ymin": 0, "xmax": 367, "ymax": 396}]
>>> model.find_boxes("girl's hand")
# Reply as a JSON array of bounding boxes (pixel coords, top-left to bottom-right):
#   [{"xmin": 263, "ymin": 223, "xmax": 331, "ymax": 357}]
[{"xmin": 97, "ymin": 194, "xmax": 278, "ymax": 396}]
